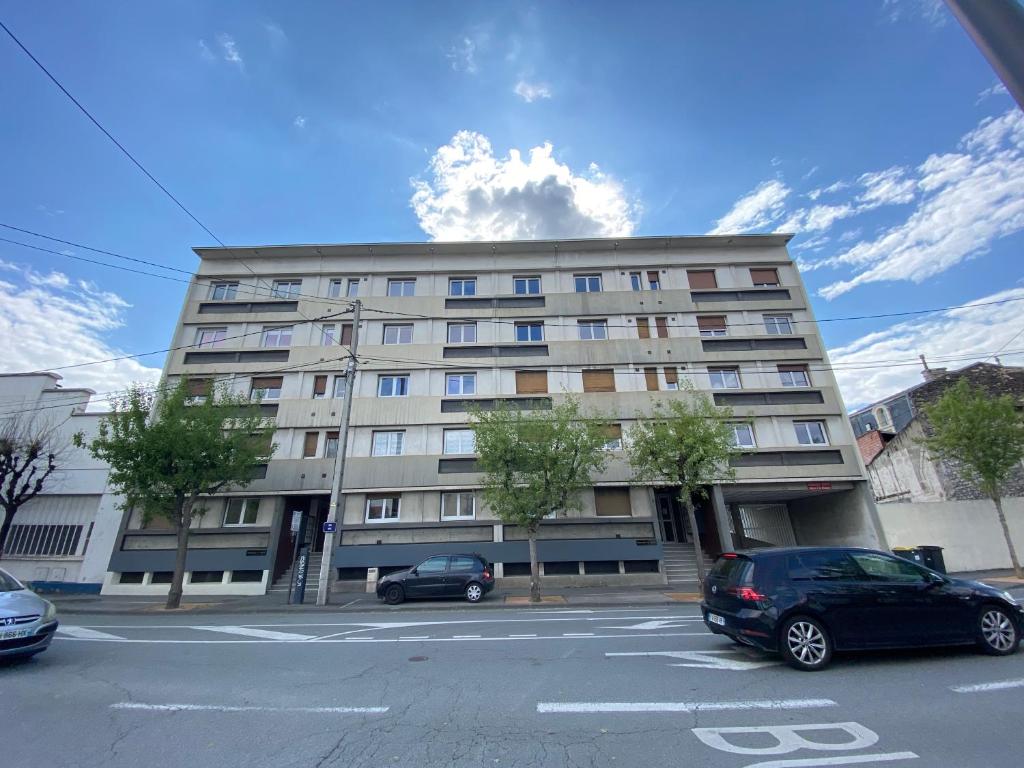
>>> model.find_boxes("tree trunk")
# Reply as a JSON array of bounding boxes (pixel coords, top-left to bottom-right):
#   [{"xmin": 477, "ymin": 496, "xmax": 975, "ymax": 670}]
[
  {"xmin": 528, "ymin": 529, "xmax": 541, "ymax": 603},
  {"xmin": 682, "ymin": 494, "xmax": 706, "ymax": 584},
  {"xmin": 166, "ymin": 499, "xmax": 192, "ymax": 610},
  {"xmin": 992, "ymin": 495, "xmax": 1023, "ymax": 579},
  {"xmin": 0, "ymin": 505, "xmax": 15, "ymax": 560}
]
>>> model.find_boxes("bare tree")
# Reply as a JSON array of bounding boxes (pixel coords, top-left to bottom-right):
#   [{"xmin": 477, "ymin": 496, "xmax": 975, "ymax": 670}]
[{"xmin": 0, "ymin": 415, "xmax": 67, "ymax": 559}]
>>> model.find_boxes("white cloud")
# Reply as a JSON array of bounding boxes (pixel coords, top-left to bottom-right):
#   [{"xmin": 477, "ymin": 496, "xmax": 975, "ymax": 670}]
[
  {"xmin": 802, "ymin": 165, "xmax": 819, "ymax": 181},
  {"xmin": 263, "ymin": 22, "xmax": 287, "ymax": 52},
  {"xmin": 707, "ymin": 180, "xmax": 790, "ymax": 235},
  {"xmin": 790, "ymin": 234, "xmax": 830, "ymax": 252},
  {"xmin": 447, "ymin": 36, "xmax": 479, "ymax": 74},
  {"xmin": 838, "ymin": 227, "xmax": 862, "ymax": 243},
  {"xmin": 820, "ymin": 109, "xmax": 1024, "ymax": 298},
  {"xmin": 882, "ymin": 0, "xmax": 947, "ymax": 27},
  {"xmin": 410, "ymin": 131, "xmax": 637, "ymax": 241},
  {"xmin": 513, "ymin": 80, "xmax": 552, "ymax": 103},
  {"xmin": 0, "ymin": 268, "xmax": 162, "ymax": 399},
  {"xmin": 828, "ymin": 287, "xmax": 1024, "ymax": 409},
  {"xmin": 977, "ymin": 81, "xmax": 1009, "ymax": 105},
  {"xmin": 198, "ymin": 39, "xmax": 215, "ymax": 61},
  {"xmin": 293, "ymin": 115, "xmax": 306, "ymax": 128},
  {"xmin": 217, "ymin": 33, "xmax": 244, "ymax": 69},
  {"xmin": 770, "ymin": 156, "xmax": 783, "ymax": 168},
  {"xmin": 778, "ymin": 203, "xmax": 856, "ymax": 233},
  {"xmin": 856, "ymin": 166, "xmax": 916, "ymax": 208}
]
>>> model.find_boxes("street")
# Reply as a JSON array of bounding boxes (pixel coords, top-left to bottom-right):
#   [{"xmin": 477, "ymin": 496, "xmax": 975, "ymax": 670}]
[{"xmin": 3, "ymin": 604, "xmax": 1023, "ymax": 767}]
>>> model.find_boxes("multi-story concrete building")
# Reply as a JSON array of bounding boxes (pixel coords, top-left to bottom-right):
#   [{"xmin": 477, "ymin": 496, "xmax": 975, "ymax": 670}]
[{"xmin": 102, "ymin": 234, "xmax": 883, "ymax": 596}]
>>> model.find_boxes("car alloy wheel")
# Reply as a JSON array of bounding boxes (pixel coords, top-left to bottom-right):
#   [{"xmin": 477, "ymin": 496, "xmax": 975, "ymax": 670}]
[
  {"xmin": 786, "ymin": 620, "xmax": 828, "ymax": 667},
  {"xmin": 981, "ymin": 608, "xmax": 1017, "ymax": 652},
  {"xmin": 465, "ymin": 583, "xmax": 483, "ymax": 603},
  {"xmin": 385, "ymin": 585, "xmax": 404, "ymax": 605}
]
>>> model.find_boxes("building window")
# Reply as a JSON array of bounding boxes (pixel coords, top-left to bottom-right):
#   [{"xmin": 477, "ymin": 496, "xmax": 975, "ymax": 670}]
[
  {"xmin": 320, "ymin": 325, "xmax": 339, "ymax": 346},
  {"xmin": 449, "ymin": 277, "xmax": 477, "ymax": 296},
  {"xmin": 383, "ymin": 324, "xmax": 414, "ymax": 345},
  {"xmin": 447, "ymin": 322, "xmax": 477, "ymax": 344},
  {"xmin": 347, "ymin": 278, "xmax": 360, "ymax": 297},
  {"xmin": 515, "ymin": 322, "xmax": 544, "ymax": 342},
  {"xmin": 574, "ymin": 274, "xmax": 602, "ymax": 293},
  {"xmin": 372, "ymin": 431, "xmax": 405, "ymax": 457},
  {"xmin": 324, "ymin": 431, "xmax": 340, "ymax": 458},
  {"xmin": 655, "ymin": 317, "xmax": 669, "ymax": 338},
  {"xmin": 186, "ymin": 378, "xmax": 213, "ymax": 402},
  {"xmin": 250, "ymin": 376, "xmax": 283, "ymax": 400},
  {"xmin": 261, "ymin": 326, "xmax": 293, "ymax": 347},
  {"xmin": 515, "ymin": 370, "xmax": 548, "ymax": 394},
  {"xmin": 514, "ymin": 275, "xmax": 541, "ymax": 295},
  {"xmin": 302, "ymin": 432, "xmax": 319, "ymax": 458},
  {"xmin": 729, "ymin": 424, "xmax": 756, "ymax": 449},
  {"xmin": 312, "ymin": 375, "xmax": 327, "ymax": 399},
  {"xmin": 578, "ymin": 319, "xmax": 608, "ymax": 340},
  {"xmin": 387, "ymin": 278, "xmax": 416, "ymax": 297},
  {"xmin": 594, "ymin": 487, "xmax": 632, "ymax": 517},
  {"xmin": 794, "ymin": 420, "xmax": 829, "ymax": 446},
  {"xmin": 210, "ymin": 282, "xmax": 238, "ymax": 300},
  {"xmin": 366, "ymin": 495, "xmax": 400, "ymax": 522},
  {"xmin": 223, "ymin": 498, "xmax": 259, "ymax": 526},
  {"xmin": 697, "ymin": 315, "xmax": 727, "ymax": 336},
  {"xmin": 443, "ymin": 429, "xmax": 476, "ymax": 454},
  {"xmin": 378, "ymin": 374, "xmax": 410, "ymax": 397},
  {"xmin": 195, "ymin": 327, "xmax": 227, "ymax": 348},
  {"xmin": 601, "ymin": 423, "xmax": 623, "ymax": 451},
  {"xmin": 644, "ymin": 367, "xmax": 660, "ymax": 392},
  {"xmin": 4, "ymin": 524, "xmax": 82, "ymax": 556},
  {"xmin": 332, "ymin": 376, "xmax": 347, "ymax": 399},
  {"xmin": 709, "ymin": 367, "xmax": 740, "ymax": 389},
  {"xmin": 778, "ymin": 365, "xmax": 810, "ymax": 388},
  {"xmin": 665, "ymin": 367, "xmax": 679, "ymax": 390},
  {"xmin": 687, "ymin": 270, "xmax": 717, "ymax": 289},
  {"xmin": 873, "ymin": 406, "xmax": 893, "ymax": 429},
  {"xmin": 271, "ymin": 280, "xmax": 302, "ymax": 299},
  {"xmin": 446, "ymin": 372, "xmax": 476, "ymax": 396},
  {"xmin": 750, "ymin": 268, "xmax": 780, "ymax": 287},
  {"xmin": 636, "ymin": 318, "xmax": 650, "ymax": 339},
  {"xmin": 328, "ymin": 279, "xmax": 344, "ymax": 298},
  {"xmin": 763, "ymin": 314, "xmax": 794, "ymax": 335},
  {"xmin": 582, "ymin": 369, "xmax": 616, "ymax": 393},
  {"xmin": 441, "ymin": 491, "xmax": 475, "ymax": 520},
  {"xmin": 647, "ymin": 271, "xmax": 661, "ymax": 290},
  {"xmin": 630, "ymin": 272, "xmax": 642, "ymax": 291}
]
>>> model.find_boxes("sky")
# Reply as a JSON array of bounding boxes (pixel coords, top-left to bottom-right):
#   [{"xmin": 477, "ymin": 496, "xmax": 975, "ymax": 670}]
[{"xmin": 0, "ymin": 0, "xmax": 1022, "ymax": 411}]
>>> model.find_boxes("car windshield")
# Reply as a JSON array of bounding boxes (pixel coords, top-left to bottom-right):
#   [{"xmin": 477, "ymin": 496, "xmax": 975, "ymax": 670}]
[{"xmin": 0, "ymin": 569, "xmax": 25, "ymax": 592}]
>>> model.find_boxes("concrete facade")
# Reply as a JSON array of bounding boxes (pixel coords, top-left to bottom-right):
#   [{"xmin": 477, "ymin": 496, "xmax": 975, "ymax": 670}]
[
  {"xmin": 0, "ymin": 373, "xmax": 119, "ymax": 592},
  {"xmin": 101, "ymin": 235, "xmax": 880, "ymax": 596}
]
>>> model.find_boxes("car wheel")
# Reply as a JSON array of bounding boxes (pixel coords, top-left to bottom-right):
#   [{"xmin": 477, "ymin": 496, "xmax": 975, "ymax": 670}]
[
  {"xmin": 977, "ymin": 605, "xmax": 1020, "ymax": 656},
  {"xmin": 384, "ymin": 584, "xmax": 405, "ymax": 605},
  {"xmin": 780, "ymin": 615, "xmax": 833, "ymax": 671},
  {"xmin": 465, "ymin": 582, "xmax": 484, "ymax": 603}
]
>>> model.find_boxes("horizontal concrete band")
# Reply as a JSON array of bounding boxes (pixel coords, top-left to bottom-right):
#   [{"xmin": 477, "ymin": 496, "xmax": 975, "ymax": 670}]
[
  {"xmin": 333, "ymin": 538, "xmax": 663, "ymax": 568},
  {"xmin": 108, "ymin": 548, "xmax": 273, "ymax": 573}
]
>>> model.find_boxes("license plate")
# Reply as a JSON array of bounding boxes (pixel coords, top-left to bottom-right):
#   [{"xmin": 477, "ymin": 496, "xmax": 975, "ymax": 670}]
[
  {"xmin": 708, "ymin": 613, "xmax": 726, "ymax": 626},
  {"xmin": 1, "ymin": 628, "xmax": 31, "ymax": 640}
]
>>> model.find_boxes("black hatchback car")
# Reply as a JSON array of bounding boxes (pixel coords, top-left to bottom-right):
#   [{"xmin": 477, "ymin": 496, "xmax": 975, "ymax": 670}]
[
  {"xmin": 376, "ymin": 554, "xmax": 495, "ymax": 605},
  {"xmin": 702, "ymin": 547, "xmax": 1023, "ymax": 670}
]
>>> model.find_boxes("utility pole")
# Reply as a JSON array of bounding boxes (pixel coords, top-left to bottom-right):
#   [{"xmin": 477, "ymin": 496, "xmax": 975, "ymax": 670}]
[
  {"xmin": 945, "ymin": 0, "xmax": 1024, "ymax": 112},
  {"xmin": 316, "ymin": 299, "xmax": 361, "ymax": 606}
]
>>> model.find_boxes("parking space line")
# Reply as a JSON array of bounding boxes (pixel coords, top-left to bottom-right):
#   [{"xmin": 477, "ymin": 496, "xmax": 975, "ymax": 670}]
[
  {"xmin": 563, "ymin": 633, "xmax": 595, "ymax": 637},
  {"xmin": 537, "ymin": 698, "xmax": 837, "ymax": 713},
  {"xmin": 399, "ymin": 636, "xmax": 429, "ymax": 640},
  {"xmin": 111, "ymin": 702, "xmax": 388, "ymax": 714},
  {"xmin": 453, "ymin": 635, "xmax": 481, "ymax": 639},
  {"xmin": 951, "ymin": 678, "xmax": 1024, "ymax": 693},
  {"xmin": 193, "ymin": 626, "xmax": 315, "ymax": 641},
  {"xmin": 56, "ymin": 626, "xmax": 125, "ymax": 640}
]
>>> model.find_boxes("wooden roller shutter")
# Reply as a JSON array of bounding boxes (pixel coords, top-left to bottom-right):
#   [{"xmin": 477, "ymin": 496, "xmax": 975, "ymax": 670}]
[
  {"xmin": 647, "ymin": 270, "xmax": 660, "ymax": 284},
  {"xmin": 636, "ymin": 318, "xmax": 650, "ymax": 339},
  {"xmin": 687, "ymin": 269, "xmax": 718, "ymax": 289},
  {"xmin": 582, "ymin": 369, "xmax": 616, "ymax": 393},
  {"xmin": 340, "ymin": 324, "xmax": 353, "ymax": 345},
  {"xmin": 655, "ymin": 317, "xmax": 669, "ymax": 338},
  {"xmin": 515, "ymin": 370, "xmax": 548, "ymax": 394},
  {"xmin": 696, "ymin": 315, "xmax": 727, "ymax": 333},
  {"xmin": 644, "ymin": 367, "xmax": 659, "ymax": 391},
  {"xmin": 594, "ymin": 487, "xmax": 632, "ymax": 517},
  {"xmin": 750, "ymin": 268, "xmax": 780, "ymax": 286},
  {"xmin": 251, "ymin": 376, "xmax": 283, "ymax": 389},
  {"xmin": 312, "ymin": 375, "xmax": 327, "ymax": 397},
  {"xmin": 186, "ymin": 378, "xmax": 212, "ymax": 397},
  {"xmin": 303, "ymin": 432, "xmax": 319, "ymax": 458},
  {"xmin": 664, "ymin": 367, "xmax": 678, "ymax": 385}
]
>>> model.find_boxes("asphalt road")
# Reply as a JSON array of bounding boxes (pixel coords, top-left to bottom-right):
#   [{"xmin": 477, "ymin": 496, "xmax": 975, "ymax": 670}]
[{"xmin": 3, "ymin": 603, "xmax": 1023, "ymax": 767}]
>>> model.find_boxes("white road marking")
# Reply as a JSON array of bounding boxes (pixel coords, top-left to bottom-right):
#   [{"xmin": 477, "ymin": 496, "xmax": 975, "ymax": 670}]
[
  {"xmin": 193, "ymin": 626, "xmax": 315, "ymax": 641},
  {"xmin": 608, "ymin": 650, "xmax": 777, "ymax": 671},
  {"xmin": 693, "ymin": 722, "xmax": 917, "ymax": 764},
  {"xmin": 602, "ymin": 619, "xmax": 701, "ymax": 630},
  {"xmin": 509, "ymin": 634, "xmax": 537, "ymax": 638},
  {"xmin": 399, "ymin": 636, "xmax": 429, "ymax": 640},
  {"xmin": 111, "ymin": 702, "xmax": 387, "ymax": 714},
  {"xmin": 453, "ymin": 635, "xmax": 481, "ymax": 639},
  {"xmin": 741, "ymin": 756, "xmax": 918, "ymax": 766},
  {"xmin": 951, "ymin": 678, "xmax": 1024, "ymax": 693},
  {"xmin": 55, "ymin": 631, "xmax": 711, "ymax": 645},
  {"xmin": 56, "ymin": 626, "xmax": 125, "ymax": 641},
  {"xmin": 563, "ymin": 633, "xmax": 595, "ymax": 637},
  {"xmin": 537, "ymin": 698, "xmax": 836, "ymax": 713}
]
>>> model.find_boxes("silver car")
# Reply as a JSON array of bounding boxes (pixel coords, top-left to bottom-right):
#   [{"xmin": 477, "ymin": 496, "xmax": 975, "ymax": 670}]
[{"xmin": 0, "ymin": 568, "xmax": 59, "ymax": 661}]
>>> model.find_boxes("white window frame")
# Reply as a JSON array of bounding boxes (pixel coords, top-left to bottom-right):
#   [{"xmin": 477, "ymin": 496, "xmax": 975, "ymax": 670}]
[
  {"xmin": 513, "ymin": 275, "xmax": 541, "ymax": 295},
  {"xmin": 449, "ymin": 277, "xmax": 477, "ymax": 296},
  {"xmin": 250, "ymin": 380, "xmax": 282, "ymax": 401},
  {"xmin": 578, "ymin": 319, "xmax": 608, "ymax": 341},
  {"xmin": 320, "ymin": 324, "xmax": 338, "ymax": 346},
  {"xmin": 371, "ymin": 431, "xmax": 405, "ymax": 457},
  {"xmin": 260, "ymin": 326, "xmax": 293, "ymax": 348},
  {"xmin": 387, "ymin": 279, "xmax": 416, "ymax": 297},
  {"xmin": 347, "ymin": 278, "xmax": 360, "ymax": 297},
  {"xmin": 443, "ymin": 429, "xmax": 476, "ymax": 455},
  {"xmin": 332, "ymin": 376, "xmax": 347, "ymax": 399},
  {"xmin": 648, "ymin": 272, "xmax": 661, "ymax": 290},
  {"xmin": 445, "ymin": 373, "xmax": 476, "ymax": 396},
  {"xmin": 764, "ymin": 314, "xmax": 794, "ymax": 335},
  {"xmin": 223, "ymin": 498, "xmax": 259, "ymax": 526},
  {"xmin": 327, "ymin": 279, "xmax": 344, "ymax": 298},
  {"xmin": 365, "ymin": 496, "xmax": 400, "ymax": 522},
  {"xmin": 441, "ymin": 491, "xmax": 476, "ymax": 520},
  {"xmin": 324, "ymin": 433, "xmax": 340, "ymax": 458},
  {"xmin": 779, "ymin": 368, "xmax": 810, "ymax": 388},
  {"xmin": 195, "ymin": 327, "xmax": 227, "ymax": 349},
  {"xmin": 383, "ymin": 324, "xmax": 414, "ymax": 345},
  {"xmin": 709, "ymin": 367, "xmax": 741, "ymax": 389},
  {"xmin": 602, "ymin": 434, "xmax": 623, "ymax": 452},
  {"xmin": 574, "ymin": 274, "xmax": 603, "ymax": 293},
  {"xmin": 377, "ymin": 375, "xmax": 410, "ymax": 397},
  {"xmin": 271, "ymin": 280, "xmax": 302, "ymax": 299},
  {"xmin": 210, "ymin": 282, "xmax": 238, "ymax": 300},
  {"xmin": 447, "ymin": 322, "xmax": 477, "ymax": 344},
  {"xmin": 794, "ymin": 420, "xmax": 829, "ymax": 446},
  {"xmin": 629, "ymin": 272, "xmax": 642, "ymax": 291},
  {"xmin": 515, "ymin": 322, "xmax": 544, "ymax": 342},
  {"xmin": 729, "ymin": 424, "xmax": 756, "ymax": 449}
]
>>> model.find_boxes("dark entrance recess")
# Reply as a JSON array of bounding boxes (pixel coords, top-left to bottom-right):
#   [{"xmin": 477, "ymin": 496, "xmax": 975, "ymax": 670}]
[
  {"xmin": 272, "ymin": 496, "xmax": 330, "ymax": 585},
  {"xmin": 655, "ymin": 491, "xmax": 688, "ymax": 543}
]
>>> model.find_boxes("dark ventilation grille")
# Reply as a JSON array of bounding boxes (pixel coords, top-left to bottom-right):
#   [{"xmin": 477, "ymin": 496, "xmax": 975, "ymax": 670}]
[
  {"xmin": 183, "ymin": 350, "xmax": 290, "ymax": 364},
  {"xmin": 198, "ymin": 301, "xmax": 299, "ymax": 314},
  {"xmin": 445, "ymin": 296, "xmax": 545, "ymax": 310},
  {"xmin": 691, "ymin": 289, "xmax": 791, "ymax": 303},
  {"xmin": 702, "ymin": 337, "xmax": 806, "ymax": 352},
  {"xmin": 443, "ymin": 345, "xmax": 549, "ymax": 358},
  {"xmin": 730, "ymin": 450, "xmax": 844, "ymax": 467},
  {"xmin": 441, "ymin": 397, "xmax": 553, "ymax": 413},
  {"xmin": 438, "ymin": 458, "xmax": 480, "ymax": 473},
  {"xmin": 713, "ymin": 391, "xmax": 824, "ymax": 406}
]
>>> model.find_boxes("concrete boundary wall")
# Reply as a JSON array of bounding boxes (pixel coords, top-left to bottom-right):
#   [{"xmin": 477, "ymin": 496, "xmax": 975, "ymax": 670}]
[{"xmin": 876, "ymin": 498, "xmax": 1024, "ymax": 572}]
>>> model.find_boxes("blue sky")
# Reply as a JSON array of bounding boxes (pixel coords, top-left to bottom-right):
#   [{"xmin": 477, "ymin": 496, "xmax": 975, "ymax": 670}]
[{"xmin": 0, "ymin": 0, "xmax": 1021, "ymax": 408}]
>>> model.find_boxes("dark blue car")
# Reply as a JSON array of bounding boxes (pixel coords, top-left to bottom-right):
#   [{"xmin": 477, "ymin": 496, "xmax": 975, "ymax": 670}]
[{"xmin": 701, "ymin": 547, "xmax": 1023, "ymax": 670}]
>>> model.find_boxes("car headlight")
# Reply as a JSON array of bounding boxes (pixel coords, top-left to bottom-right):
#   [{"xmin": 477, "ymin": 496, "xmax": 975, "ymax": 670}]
[
  {"xmin": 42, "ymin": 600, "xmax": 58, "ymax": 621},
  {"xmin": 1001, "ymin": 591, "xmax": 1019, "ymax": 606}
]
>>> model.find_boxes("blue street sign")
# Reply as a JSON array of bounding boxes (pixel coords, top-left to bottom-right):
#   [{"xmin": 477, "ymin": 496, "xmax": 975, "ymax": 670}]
[{"xmin": 322, "ymin": 521, "xmax": 337, "ymax": 533}]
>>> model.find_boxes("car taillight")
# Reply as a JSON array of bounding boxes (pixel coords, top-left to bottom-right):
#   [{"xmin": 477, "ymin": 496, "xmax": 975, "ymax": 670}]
[
  {"xmin": 483, "ymin": 569, "xmax": 492, "ymax": 580},
  {"xmin": 728, "ymin": 586, "xmax": 767, "ymax": 602},
  {"xmin": 722, "ymin": 553, "xmax": 738, "ymax": 559}
]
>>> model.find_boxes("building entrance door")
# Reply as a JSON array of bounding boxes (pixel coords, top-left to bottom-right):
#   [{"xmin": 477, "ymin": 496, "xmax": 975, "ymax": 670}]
[{"xmin": 655, "ymin": 492, "xmax": 688, "ymax": 543}]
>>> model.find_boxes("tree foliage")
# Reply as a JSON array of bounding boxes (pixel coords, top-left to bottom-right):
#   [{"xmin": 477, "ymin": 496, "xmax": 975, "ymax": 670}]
[{"xmin": 0, "ymin": 415, "xmax": 66, "ymax": 558}]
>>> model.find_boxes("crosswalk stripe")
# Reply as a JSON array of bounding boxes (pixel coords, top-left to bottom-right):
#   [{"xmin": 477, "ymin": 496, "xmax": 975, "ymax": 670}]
[
  {"xmin": 56, "ymin": 626, "xmax": 125, "ymax": 641},
  {"xmin": 192, "ymin": 626, "xmax": 315, "ymax": 641}
]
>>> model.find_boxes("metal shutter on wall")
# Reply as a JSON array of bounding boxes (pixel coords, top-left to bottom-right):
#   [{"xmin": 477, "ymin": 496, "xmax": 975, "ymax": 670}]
[
  {"xmin": 687, "ymin": 270, "xmax": 718, "ymax": 289},
  {"xmin": 582, "ymin": 369, "xmax": 616, "ymax": 393},
  {"xmin": 655, "ymin": 317, "xmax": 669, "ymax": 338},
  {"xmin": 636, "ymin": 318, "xmax": 650, "ymax": 339},
  {"xmin": 515, "ymin": 370, "xmax": 548, "ymax": 394}
]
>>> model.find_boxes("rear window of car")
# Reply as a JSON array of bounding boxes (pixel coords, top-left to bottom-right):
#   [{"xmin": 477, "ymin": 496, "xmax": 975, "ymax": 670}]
[
  {"xmin": 709, "ymin": 556, "xmax": 754, "ymax": 587},
  {"xmin": 449, "ymin": 556, "xmax": 479, "ymax": 573}
]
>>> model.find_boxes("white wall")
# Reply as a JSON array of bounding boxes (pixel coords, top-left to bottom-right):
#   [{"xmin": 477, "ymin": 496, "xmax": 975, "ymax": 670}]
[{"xmin": 876, "ymin": 498, "xmax": 1024, "ymax": 573}]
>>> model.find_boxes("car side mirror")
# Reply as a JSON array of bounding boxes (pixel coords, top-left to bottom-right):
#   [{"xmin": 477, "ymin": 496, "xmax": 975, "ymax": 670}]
[
  {"xmin": 924, "ymin": 572, "xmax": 945, "ymax": 587},
  {"xmin": 410, "ymin": 568, "xmax": 418, "ymax": 576}
]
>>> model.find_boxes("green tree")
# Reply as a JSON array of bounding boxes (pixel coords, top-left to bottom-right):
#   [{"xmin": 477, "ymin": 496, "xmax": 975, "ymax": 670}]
[
  {"xmin": 472, "ymin": 397, "xmax": 609, "ymax": 602},
  {"xmin": 627, "ymin": 386, "xmax": 740, "ymax": 583},
  {"xmin": 922, "ymin": 379, "xmax": 1024, "ymax": 578},
  {"xmin": 76, "ymin": 378, "xmax": 275, "ymax": 609}
]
